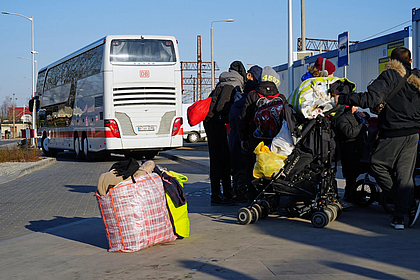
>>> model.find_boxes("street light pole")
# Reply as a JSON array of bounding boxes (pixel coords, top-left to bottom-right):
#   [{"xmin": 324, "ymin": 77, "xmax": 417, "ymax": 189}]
[
  {"xmin": 2, "ymin": 11, "xmax": 37, "ymax": 146},
  {"xmin": 211, "ymin": 19, "xmax": 234, "ymax": 91},
  {"xmin": 12, "ymin": 93, "xmax": 16, "ymax": 139},
  {"xmin": 18, "ymin": 56, "xmax": 38, "ymax": 75}
]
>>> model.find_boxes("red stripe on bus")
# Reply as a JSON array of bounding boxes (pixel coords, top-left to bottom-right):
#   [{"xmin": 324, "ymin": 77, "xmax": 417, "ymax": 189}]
[{"xmin": 43, "ymin": 130, "xmax": 118, "ymax": 138}]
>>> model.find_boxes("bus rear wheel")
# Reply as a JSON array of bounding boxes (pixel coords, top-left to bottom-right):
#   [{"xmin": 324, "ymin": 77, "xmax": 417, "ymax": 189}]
[
  {"xmin": 82, "ymin": 135, "xmax": 93, "ymax": 161},
  {"xmin": 74, "ymin": 136, "xmax": 84, "ymax": 160},
  {"xmin": 144, "ymin": 151, "xmax": 158, "ymax": 160}
]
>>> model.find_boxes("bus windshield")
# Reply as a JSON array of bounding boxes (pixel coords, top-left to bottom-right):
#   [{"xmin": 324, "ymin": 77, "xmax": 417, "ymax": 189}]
[{"xmin": 110, "ymin": 39, "xmax": 176, "ymax": 63}]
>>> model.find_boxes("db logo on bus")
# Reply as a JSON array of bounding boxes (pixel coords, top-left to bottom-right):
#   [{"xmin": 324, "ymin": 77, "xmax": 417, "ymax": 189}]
[{"xmin": 139, "ymin": 70, "xmax": 150, "ymax": 78}]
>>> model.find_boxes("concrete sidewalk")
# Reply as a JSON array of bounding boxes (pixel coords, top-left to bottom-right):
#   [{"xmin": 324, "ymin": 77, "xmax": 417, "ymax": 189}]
[
  {"xmin": 1, "ymin": 145, "xmax": 420, "ymax": 279},
  {"xmin": 0, "ymin": 157, "xmax": 56, "ymax": 185}
]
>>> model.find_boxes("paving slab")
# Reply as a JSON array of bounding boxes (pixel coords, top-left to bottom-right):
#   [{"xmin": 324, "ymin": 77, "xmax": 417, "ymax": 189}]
[{"xmin": 0, "ymin": 143, "xmax": 419, "ymax": 279}]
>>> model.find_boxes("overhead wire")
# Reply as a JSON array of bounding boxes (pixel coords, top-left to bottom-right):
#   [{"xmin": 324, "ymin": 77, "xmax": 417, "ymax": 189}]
[{"xmin": 360, "ymin": 20, "xmax": 411, "ymax": 42}]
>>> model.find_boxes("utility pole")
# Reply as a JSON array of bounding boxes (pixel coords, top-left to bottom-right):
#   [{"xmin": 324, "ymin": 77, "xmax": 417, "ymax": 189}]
[
  {"xmin": 12, "ymin": 93, "xmax": 16, "ymax": 139},
  {"xmin": 181, "ymin": 35, "xmax": 220, "ymax": 101},
  {"xmin": 301, "ymin": 0, "xmax": 306, "ymax": 52}
]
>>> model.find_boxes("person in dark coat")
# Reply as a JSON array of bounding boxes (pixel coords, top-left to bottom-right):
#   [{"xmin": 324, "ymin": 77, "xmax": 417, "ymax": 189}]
[
  {"xmin": 204, "ymin": 61, "xmax": 246, "ymax": 206},
  {"xmin": 335, "ymin": 106, "xmax": 369, "ymax": 202},
  {"xmin": 228, "ymin": 65, "xmax": 262, "ymax": 202},
  {"xmin": 334, "ymin": 47, "xmax": 420, "ymax": 230},
  {"xmin": 238, "ymin": 66, "xmax": 298, "ymax": 201}
]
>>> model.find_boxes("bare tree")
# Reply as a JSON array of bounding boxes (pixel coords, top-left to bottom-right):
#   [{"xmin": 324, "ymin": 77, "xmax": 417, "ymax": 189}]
[{"xmin": 0, "ymin": 96, "xmax": 11, "ymax": 122}]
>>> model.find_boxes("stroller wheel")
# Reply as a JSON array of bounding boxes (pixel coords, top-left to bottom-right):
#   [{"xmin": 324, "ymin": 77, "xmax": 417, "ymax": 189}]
[
  {"xmin": 351, "ymin": 180, "xmax": 377, "ymax": 207},
  {"xmin": 330, "ymin": 202, "xmax": 343, "ymax": 217},
  {"xmin": 250, "ymin": 206, "xmax": 260, "ymax": 223},
  {"xmin": 311, "ymin": 211, "xmax": 329, "ymax": 228},
  {"xmin": 237, "ymin": 207, "xmax": 252, "ymax": 225},
  {"xmin": 324, "ymin": 205, "xmax": 338, "ymax": 222},
  {"xmin": 252, "ymin": 204, "xmax": 263, "ymax": 219},
  {"xmin": 379, "ymin": 191, "xmax": 395, "ymax": 215},
  {"xmin": 260, "ymin": 200, "xmax": 270, "ymax": 219}
]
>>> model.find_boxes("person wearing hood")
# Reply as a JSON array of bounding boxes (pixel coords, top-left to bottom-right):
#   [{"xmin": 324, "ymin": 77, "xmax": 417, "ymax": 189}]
[
  {"xmin": 301, "ymin": 56, "xmax": 336, "ymax": 81},
  {"xmin": 228, "ymin": 65, "xmax": 262, "ymax": 203},
  {"xmin": 204, "ymin": 60, "xmax": 246, "ymax": 206},
  {"xmin": 334, "ymin": 47, "xmax": 420, "ymax": 230},
  {"xmin": 238, "ymin": 66, "xmax": 294, "ymax": 201}
]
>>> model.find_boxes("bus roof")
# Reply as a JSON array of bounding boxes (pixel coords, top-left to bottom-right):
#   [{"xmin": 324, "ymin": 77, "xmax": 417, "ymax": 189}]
[{"xmin": 38, "ymin": 35, "xmax": 177, "ymax": 73}]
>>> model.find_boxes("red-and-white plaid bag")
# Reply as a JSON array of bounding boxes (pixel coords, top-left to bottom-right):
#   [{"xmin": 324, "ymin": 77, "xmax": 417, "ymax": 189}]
[{"xmin": 96, "ymin": 172, "xmax": 176, "ymax": 252}]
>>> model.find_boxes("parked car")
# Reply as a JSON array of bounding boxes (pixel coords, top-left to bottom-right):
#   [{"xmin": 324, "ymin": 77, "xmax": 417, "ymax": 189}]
[{"xmin": 182, "ymin": 104, "xmax": 206, "ymax": 143}]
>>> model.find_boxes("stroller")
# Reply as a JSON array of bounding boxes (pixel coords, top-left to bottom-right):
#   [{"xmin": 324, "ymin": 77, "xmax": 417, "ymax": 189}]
[{"xmin": 237, "ymin": 108, "xmax": 342, "ymax": 228}]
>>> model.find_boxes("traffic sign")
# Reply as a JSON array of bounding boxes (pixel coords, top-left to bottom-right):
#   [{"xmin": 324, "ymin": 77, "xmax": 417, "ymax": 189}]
[{"xmin": 338, "ymin": 31, "xmax": 349, "ymax": 67}]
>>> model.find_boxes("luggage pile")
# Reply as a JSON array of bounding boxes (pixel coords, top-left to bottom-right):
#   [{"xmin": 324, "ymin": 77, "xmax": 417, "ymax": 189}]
[{"xmin": 96, "ymin": 158, "xmax": 189, "ymax": 252}]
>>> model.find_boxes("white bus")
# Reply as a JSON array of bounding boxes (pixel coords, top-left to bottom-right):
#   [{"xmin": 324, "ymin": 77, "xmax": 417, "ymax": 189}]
[{"xmin": 36, "ymin": 35, "xmax": 183, "ymax": 160}]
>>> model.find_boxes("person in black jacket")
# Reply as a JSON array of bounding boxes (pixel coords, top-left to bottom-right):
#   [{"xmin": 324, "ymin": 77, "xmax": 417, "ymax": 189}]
[
  {"xmin": 228, "ymin": 65, "xmax": 262, "ymax": 203},
  {"xmin": 334, "ymin": 47, "xmax": 420, "ymax": 230},
  {"xmin": 204, "ymin": 61, "xmax": 246, "ymax": 206},
  {"xmin": 336, "ymin": 106, "xmax": 369, "ymax": 202},
  {"xmin": 238, "ymin": 66, "xmax": 298, "ymax": 201}
]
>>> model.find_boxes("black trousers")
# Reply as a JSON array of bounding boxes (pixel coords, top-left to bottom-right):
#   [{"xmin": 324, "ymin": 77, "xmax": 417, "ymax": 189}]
[
  {"xmin": 204, "ymin": 118, "xmax": 232, "ymax": 199},
  {"xmin": 370, "ymin": 133, "xmax": 418, "ymax": 217}
]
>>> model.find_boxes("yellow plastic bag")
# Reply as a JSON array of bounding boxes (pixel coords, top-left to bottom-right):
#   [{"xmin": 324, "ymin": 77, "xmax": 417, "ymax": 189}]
[{"xmin": 253, "ymin": 142, "xmax": 287, "ymax": 178}]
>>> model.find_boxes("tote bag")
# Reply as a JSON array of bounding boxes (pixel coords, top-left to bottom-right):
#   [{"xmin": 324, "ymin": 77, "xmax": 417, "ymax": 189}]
[{"xmin": 96, "ymin": 172, "xmax": 177, "ymax": 252}]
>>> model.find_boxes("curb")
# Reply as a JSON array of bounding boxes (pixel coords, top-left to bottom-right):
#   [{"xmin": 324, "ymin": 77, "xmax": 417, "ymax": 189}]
[
  {"xmin": 16, "ymin": 157, "xmax": 57, "ymax": 179},
  {"xmin": 159, "ymin": 152, "xmax": 209, "ymax": 173}
]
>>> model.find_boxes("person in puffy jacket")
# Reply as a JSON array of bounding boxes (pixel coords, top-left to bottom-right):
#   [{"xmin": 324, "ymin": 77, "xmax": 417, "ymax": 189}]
[
  {"xmin": 334, "ymin": 47, "xmax": 420, "ymax": 230},
  {"xmin": 204, "ymin": 61, "xmax": 246, "ymax": 206}
]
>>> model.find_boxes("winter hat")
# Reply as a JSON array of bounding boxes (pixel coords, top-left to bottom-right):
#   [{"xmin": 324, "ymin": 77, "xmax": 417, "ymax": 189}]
[
  {"xmin": 259, "ymin": 66, "xmax": 281, "ymax": 88},
  {"xmin": 247, "ymin": 65, "xmax": 263, "ymax": 81},
  {"xmin": 314, "ymin": 57, "xmax": 336, "ymax": 76}
]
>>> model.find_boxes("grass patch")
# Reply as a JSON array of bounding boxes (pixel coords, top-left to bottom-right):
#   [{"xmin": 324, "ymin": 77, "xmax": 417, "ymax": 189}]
[{"xmin": 0, "ymin": 144, "xmax": 42, "ymax": 163}]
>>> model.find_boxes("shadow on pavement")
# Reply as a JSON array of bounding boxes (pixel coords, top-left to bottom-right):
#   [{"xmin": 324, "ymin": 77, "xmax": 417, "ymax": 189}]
[
  {"xmin": 322, "ymin": 261, "xmax": 406, "ymax": 280},
  {"xmin": 64, "ymin": 184, "xmax": 97, "ymax": 193},
  {"xmin": 180, "ymin": 260, "xmax": 258, "ymax": 280},
  {"xmin": 25, "ymin": 216, "xmax": 108, "ymax": 249}
]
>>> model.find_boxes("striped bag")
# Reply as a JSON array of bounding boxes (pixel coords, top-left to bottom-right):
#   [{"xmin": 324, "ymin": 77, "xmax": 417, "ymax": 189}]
[{"xmin": 96, "ymin": 172, "xmax": 177, "ymax": 252}]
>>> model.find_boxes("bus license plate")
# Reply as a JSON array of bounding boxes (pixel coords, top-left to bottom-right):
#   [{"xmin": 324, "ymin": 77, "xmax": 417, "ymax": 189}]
[{"xmin": 137, "ymin": 125, "xmax": 155, "ymax": 131}]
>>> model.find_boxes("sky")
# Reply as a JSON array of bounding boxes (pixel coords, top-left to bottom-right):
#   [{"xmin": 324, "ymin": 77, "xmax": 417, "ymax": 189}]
[{"xmin": 0, "ymin": 0, "xmax": 419, "ymax": 107}]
